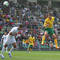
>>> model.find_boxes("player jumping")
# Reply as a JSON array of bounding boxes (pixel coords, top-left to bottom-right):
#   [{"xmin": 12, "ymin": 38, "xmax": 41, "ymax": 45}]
[
  {"xmin": 41, "ymin": 13, "xmax": 59, "ymax": 49},
  {"xmin": 0, "ymin": 24, "xmax": 23, "ymax": 59}
]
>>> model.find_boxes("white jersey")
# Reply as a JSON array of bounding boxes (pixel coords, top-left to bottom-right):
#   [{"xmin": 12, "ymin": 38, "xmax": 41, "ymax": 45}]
[
  {"xmin": 4, "ymin": 27, "xmax": 19, "ymax": 45},
  {"xmin": 8, "ymin": 27, "xmax": 19, "ymax": 36},
  {"xmin": 2, "ymin": 35, "xmax": 7, "ymax": 45}
]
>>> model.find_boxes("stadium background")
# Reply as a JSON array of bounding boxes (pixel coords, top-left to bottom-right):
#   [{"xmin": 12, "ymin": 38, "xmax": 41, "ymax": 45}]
[{"xmin": 0, "ymin": 0, "xmax": 60, "ymax": 51}]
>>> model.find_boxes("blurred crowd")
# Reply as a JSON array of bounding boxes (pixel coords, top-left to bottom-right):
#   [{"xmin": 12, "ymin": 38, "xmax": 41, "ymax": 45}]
[{"xmin": 0, "ymin": 1, "xmax": 60, "ymax": 49}]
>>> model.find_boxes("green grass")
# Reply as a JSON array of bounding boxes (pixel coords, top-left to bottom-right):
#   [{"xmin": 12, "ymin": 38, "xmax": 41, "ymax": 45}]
[{"xmin": 0, "ymin": 51, "xmax": 60, "ymax": 60}]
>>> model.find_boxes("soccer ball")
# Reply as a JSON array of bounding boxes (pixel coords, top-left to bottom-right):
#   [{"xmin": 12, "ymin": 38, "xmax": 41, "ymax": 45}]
[{"xmin": 3, "ymin": 1, "xmax": 9, "ymax": 6}]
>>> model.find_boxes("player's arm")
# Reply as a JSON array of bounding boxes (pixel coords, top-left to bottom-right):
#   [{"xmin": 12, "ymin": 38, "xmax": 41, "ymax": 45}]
[
  {"xmin": 15, "ymin": 33, "xmax": 18, "ymax": 40},
  {"xmin": 9, "ymin": 32, "xmax": 16, "ymax": 36},
  {"xmin": 1, "ymin": 38, "xmax": 4, "ymax": 44},
  {"xmin": 48, "ymin": 17, "xmax": 55, "ymax": 25},
  {"xmin": 9, "ymin": 27, "xmax": 15, "ymax": 36},
  {"xmin": 33, "ymin": 37, "xmax": 35, "ymax": 42},
  {"xmin": 52, "ymin": 17, "xmax": 55, "ymax": 24},
  {"xmin": 29, "ymin": 37, "xmax": 32, "ymax": 43},
  {"xmin": 44, "ymin": 19, "xmax": 49, "ymax": 27},
  {"xmin": 9, "ymin": 32, "xmax": 13, "ymax": 35}
]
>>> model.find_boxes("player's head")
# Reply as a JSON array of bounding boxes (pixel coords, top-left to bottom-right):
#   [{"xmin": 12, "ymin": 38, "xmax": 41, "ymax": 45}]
[
  {"xmin": 31, "ymin": 35, "xmax": 34, "ymax": 37},
  {"xmin": 4, "ymin": 32, "xmax": 7, "ymax": 35},
  {"xmin": 18, "ymin": 23, "xmax": 23, "ymax": 30},
  {"xmin": 48, "ymin": 12, "xmax": 52, "ymax": 18}
]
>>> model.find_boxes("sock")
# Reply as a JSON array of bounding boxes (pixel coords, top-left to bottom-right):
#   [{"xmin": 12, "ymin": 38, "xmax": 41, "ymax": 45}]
[
  {"xmin": 9, "ymin": 47, "xmax": 14, "ymax": 53},
  {"xmin": 6, "ymin": 47, "xmax": 8, "ymax": 52},
  {"xmin": 9, "ymin": 47, "xmax": 17, "ymax": 53},
  {"xmin": 54, "ymin": 38, "xmax": 58, "ymax": 48},
  {"xmin": 30, "ymin": 48, "xmax": 32, "ymax": 52},
  {"xmin": 27, "ymin": 47, "xmax": 29, "ymax": 52},
  {"xmin": 41, "ymin": 35, "xmax": 45, "ymax": 44},
  {"xmin": 1, "ymin": 47, "xmax": 5, "ymax": 55}
]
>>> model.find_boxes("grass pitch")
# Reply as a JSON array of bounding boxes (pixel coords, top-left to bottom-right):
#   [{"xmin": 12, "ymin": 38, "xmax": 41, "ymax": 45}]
[{"xmin": 0, "ymin": 51, "xmax": 60, "ymax": 60}]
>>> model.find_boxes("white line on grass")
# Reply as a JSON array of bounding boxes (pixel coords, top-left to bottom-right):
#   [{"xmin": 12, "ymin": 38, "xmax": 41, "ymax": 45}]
[{"xmin": 32, "ymin": 53, "xmax": 60, "ymax": 55}]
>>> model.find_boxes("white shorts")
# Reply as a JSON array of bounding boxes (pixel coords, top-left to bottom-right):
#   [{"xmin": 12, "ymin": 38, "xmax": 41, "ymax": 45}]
[
  {"xmin": 4, "ymin": 35, "xmax": 16, "ymax": 45},
  {"xmin": 3, "ymin": 40, "xmax": 7, "ymax": 46}
]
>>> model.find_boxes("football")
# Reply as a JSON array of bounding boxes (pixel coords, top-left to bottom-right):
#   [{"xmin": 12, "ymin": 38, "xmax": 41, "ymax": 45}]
[{"xmin": 3, "ymin": 1, "xmax": 9, "ymax": 6}]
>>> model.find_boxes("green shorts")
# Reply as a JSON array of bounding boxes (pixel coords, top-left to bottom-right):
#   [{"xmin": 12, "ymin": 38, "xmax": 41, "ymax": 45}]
[
  {"xmin": 28, "ymin": 45, "xmax": 33, "ymax": 48},
  {"xmin": 45, "ymin": 28, "xmax": 55, "ymax": 36}
]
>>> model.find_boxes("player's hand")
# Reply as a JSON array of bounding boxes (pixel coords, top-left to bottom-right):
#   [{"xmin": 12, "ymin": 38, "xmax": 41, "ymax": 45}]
[
  {"xmin": 46, "ymin": 21, "xmax": 50, "ymax": 24},
  {"xmin": 46, "ymin": 24, "xmax": 49, "ymax": 27},
  {"xmin": 9, "ymin": 32, "xmax": 15, "ymax": 36},
  {"xmin": 9, "ymin": 32, "xmax": 12, "ymax": 35},
  {"xmin": 44, "ymin": 24, "xmax": 49, "ymax": 27}
]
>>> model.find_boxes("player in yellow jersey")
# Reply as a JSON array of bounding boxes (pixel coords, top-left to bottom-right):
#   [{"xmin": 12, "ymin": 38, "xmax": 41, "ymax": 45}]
[
  {"xmin": 27, "ymin": 35, "xmax": 35, "ymax": 53},
  {"xmin": 41, "ymin": 13, "xmax": 59, "ymax": 48}
]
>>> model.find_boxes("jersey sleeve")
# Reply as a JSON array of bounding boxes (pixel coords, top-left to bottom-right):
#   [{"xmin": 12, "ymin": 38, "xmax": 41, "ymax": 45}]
[
  {"xmin": 52, "ymin": 17, "xmax": 55, "ymax": 21},
  {"xmin": 9, "ymin": 28, "xmax": 15, "ymax": 33},
  {"xmin": 44, "ymin": 18, "xmax": 48, "ymax": 27},
  {"xmin": 2, "ymin": 35, "xmax": 4, "ymax": 39}
]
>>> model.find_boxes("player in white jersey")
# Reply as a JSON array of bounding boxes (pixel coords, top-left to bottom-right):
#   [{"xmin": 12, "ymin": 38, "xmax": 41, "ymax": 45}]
[
  {"xmin": 1, "ymin": 32, "xmax": 7, "ymax": 46},
  {"xmin": 0, "ymin": 24, "xmax": 23, "ymax": 59},
  {"xmin": 1, "ymin": 32, "xmax": 8, "ymax": 52}
]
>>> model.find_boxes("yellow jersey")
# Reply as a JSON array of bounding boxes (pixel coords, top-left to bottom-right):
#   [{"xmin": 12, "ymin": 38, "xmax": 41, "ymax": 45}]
[
  {"xmin": 28, "ymin": 36, "xmax": 35, "ymax": 45},
  {"xmin": 22, "ymin": 39, "xmax": 26, "ymax": 44},
  {"xmin": 44, "ymin": 17, "xmax": 55, "ymax": 28}
]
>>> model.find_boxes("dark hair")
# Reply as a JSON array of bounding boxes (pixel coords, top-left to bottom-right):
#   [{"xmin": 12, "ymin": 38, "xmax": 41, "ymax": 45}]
[{"xmin": 19, "ymin": 24, "xmax": 23, "ymax": 28}]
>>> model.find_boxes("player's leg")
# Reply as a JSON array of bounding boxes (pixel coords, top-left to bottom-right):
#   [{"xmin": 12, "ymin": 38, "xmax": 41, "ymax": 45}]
[
  {"xmin": 11, "ymin": 43, "xmax": 16, "ymax": 52},
  {"xmin": 41, "ymin": 31, "xmax": 49, "ymax": 45},
  {"xmin": 8, "ymin": 46, "xmax": 13, "ymax": 57},
  {"xmin": 1, "ymin": 44, "xmax": 7, "ymax": 54},
  {"xmin": 27, "ymin": 45, "xmax": 33, "ymax": 53},
  {"xmin": 0, "ymin": 44, "xmax": 7, "ymax": 59},
  {"xmin": 50, "ymin": 28, "xmax": 58, "ymax": 48},
  {"xmin": 52, "ymin": 34, "xmax": 58, "ymax": 48},
  {"xmin": 27, "ymin": 44, "xmax": 30, "ymax": 53},
  {"xmin": 27, "ymin": 47, "xmax": 31, "ymax": 53},
  {"xmin": 8, "ymin": 43, "xmax": 16, "ymax": 57},
  {"xmin": 8, "ymin": 36, "xmax": 16, "ymax": 57},
  {"xmin": 29, "ymin": 45, "xmax": 33, "ymax": 52},
  {"xmin": 6, "ymin": 47, "xmax": 8, "ymax": 52}
]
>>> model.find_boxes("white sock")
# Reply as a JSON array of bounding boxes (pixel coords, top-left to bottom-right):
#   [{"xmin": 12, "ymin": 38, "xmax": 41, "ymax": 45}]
[
  {"xmin": 9, "ymin": 47, "xmax": 14, "ymax": 53},
  {"xmin": 1, "ymin": 47, "xmax": 5, "ymax": 55},
  {"xmin": 6, "ymin": 47, "xmax": 8, "ymax": 52}
]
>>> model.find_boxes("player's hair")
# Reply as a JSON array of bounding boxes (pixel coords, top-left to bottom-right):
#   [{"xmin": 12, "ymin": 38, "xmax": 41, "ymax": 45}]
[
  {"xmin": 19, "ymin": 23, "xmax": 23, "ymax": 28},
  {"xmin": 48, "ymin": 12, "xmax": 53, "ymax": 16}
]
